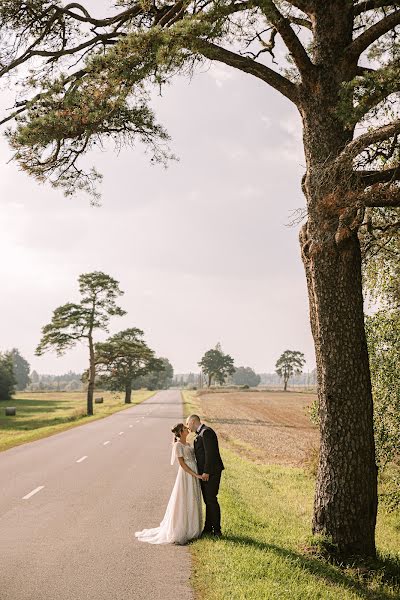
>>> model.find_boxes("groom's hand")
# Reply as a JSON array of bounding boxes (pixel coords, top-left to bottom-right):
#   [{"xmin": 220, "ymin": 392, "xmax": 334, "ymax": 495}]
[{"xmin": 202, "ymin": 473, "xmax": 210, "ymax": 481}]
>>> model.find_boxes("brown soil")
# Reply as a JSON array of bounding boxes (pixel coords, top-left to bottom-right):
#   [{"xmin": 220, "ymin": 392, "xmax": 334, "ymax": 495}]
[{"xmin": 197, "ymin": 390, "xmax": 319, "ymax": 467}]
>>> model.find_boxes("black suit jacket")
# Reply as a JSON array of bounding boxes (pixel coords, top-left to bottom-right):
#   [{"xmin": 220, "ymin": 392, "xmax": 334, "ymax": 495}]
[{"xmin": 194, "ymin": 424, "xmax": 224, "ymax": 475}]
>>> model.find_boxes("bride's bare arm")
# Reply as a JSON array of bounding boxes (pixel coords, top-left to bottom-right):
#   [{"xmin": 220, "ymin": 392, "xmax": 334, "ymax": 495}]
[{"xmin": 177, "ymin": 457, "xmax": 202, "ymax": 479}]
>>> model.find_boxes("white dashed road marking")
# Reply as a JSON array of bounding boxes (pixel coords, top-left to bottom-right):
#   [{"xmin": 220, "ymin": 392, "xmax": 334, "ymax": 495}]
[
  {"xmin": 76, "ymin": 456, "xmax": 88, "ymax": 463},
  {"xmin": 103, "ymin": 441, "xmax": 110, "ymax": 445},
  {"xmin": 119, "ymin": 431, "xmax": 124, "ymax": 435},
  {"xmin": 22, "ymin": 486, "xmax": 45, "ymax": 500},
  {"xmin": 129, "ymin": 425, "xmax": 133, "ymax": 428}
]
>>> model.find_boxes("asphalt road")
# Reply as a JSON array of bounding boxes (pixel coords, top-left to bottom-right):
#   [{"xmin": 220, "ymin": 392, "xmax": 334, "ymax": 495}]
[{"xmin": 0, "ymin": 390, "xmax": 194, "ymax": 600}]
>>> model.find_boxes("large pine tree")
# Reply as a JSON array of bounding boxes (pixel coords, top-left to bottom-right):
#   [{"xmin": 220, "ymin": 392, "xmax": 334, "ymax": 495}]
[{"xmin": 1, "ymin": 0, "xmax": 400, "ymax": 557}]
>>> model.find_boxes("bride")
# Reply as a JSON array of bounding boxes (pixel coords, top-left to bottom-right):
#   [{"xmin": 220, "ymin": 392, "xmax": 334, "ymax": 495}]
[{"xmin": 135, "ymin": 423, "xmax": 203, "ymax": 545}]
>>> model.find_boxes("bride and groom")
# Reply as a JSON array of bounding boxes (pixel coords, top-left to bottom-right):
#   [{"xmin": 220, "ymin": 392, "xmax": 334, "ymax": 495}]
[{"xmin": 135, "ymin": 414, "xmax": 224, "ymax": 545}]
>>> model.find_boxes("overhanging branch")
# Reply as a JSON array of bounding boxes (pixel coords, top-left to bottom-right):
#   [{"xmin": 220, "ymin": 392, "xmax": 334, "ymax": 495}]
[{"xmin": 193, "ymin": 40, "xmax": 299, "ymax": 104}]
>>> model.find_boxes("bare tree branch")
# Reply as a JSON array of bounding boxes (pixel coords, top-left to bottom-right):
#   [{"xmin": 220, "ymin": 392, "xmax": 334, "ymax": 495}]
[
  {"xmin": 259, "ymin": 0, "xmax": 314, "ymax": 77},
  {"xmin": 360, "ymin": 183, "xmax": 400, "ymax": 207},
  {"xmin": 358, "ymin": 166, "xmax": 400, "ymax": 185},
  {"xmin": 346, "ymin": 8, "xmax": 400, "ymax": 61},
  {"xmin": 193, "ymin": 39, "xmax": 300, "ymax": 104},
  {"xmin": 288, "ymin": 1, "xmax": 314, "ymax": 14},
  {"xmin": 354, "ymin": 1, "xmax": 400, "ymax": 17},
  {"xmin": 338, "ymin": 119, "xmax": 400, "ymax": 161},
  {"xmin": 57, "ymin": 3, "xmax": 143, "ymax": 27},
  {"xmin": 289, "ymin": 15, "xmax": 312, "ymax": 29}
]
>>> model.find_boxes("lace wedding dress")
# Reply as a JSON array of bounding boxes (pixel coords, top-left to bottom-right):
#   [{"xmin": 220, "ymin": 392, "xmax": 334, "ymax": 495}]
[{"xmin": 135, "ymin": 442, "xmax": 203, "ymax": 545}]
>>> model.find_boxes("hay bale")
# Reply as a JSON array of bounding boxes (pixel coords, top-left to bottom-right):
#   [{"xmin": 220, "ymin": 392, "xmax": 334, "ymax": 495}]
[
  {"xmin": 5, "ymin": 407, "xmax": 16, "ymax": 416},
  {"xmin": 95, "ymin": 397, "xmax": 104, "ymax": 404}
]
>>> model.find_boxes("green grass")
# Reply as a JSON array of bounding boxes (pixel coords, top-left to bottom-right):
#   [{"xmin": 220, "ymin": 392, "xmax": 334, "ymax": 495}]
[
  {"xmin": 0, "ymin": 390, "xmax": 155, "ymax": 452},
  {"xmin": 181, "ymin": 391, "xmax": 400, "ymax": 600},
  {"xmin": 182, "ymin": 388, "xmax": 201, "ymax": 417}
]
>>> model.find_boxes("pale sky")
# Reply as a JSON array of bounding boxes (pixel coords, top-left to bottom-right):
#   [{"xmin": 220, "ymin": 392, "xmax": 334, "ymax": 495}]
[{"xmin": 0, "ymin": 3, "xmax": 316, "ymax": 376}]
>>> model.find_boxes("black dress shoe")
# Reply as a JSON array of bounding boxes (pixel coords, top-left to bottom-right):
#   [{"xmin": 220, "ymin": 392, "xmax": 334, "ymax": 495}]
[
  {"xmin": 213, "ymin": 531, "xmax": 222, "ymax": 538},
  {"xmin": 199, "ymin": 530, "xmax": 213, "ymax": 538}
]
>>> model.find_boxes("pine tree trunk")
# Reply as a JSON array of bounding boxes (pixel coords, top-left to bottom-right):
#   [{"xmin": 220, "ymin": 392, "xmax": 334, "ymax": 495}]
[
  {"xmin": 125, "ymin": 383, "xmax": 132, "ymax": 404},
  {"xmin": 301, "ymin": 224, "xmax": 377, "ymax": 556},
  {"xmin": 87, "ymin": 335, "xmax": 95, "ymax": 416},
  {"xmin": 284, "ymin": 378, "xmax": 288, "ymax": 392},
  {"xmin": 299, "ymin": 86, "xmax": 378, "ymax": 554}
]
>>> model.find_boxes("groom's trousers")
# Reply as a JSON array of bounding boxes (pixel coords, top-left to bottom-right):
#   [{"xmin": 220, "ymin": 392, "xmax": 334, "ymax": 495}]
[{"xmin": 200, "ymin": 472, "xmax": 222, "ymax": 533}]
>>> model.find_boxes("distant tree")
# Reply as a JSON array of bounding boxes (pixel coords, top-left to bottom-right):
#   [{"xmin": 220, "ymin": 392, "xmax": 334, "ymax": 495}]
[
  {"xmin": 95, "ymin": 328, "xmax": 163, "ymax": 403},
  {"xmin": 36, "ymin": 272, "xmax": 126, "ymax": 415},
  {"xmin": 30, "ymin": 370, "xmax": 40, "ymax": 384},
  {"xmin": 275, "ymin": 350, "xmax": 306, "ymax": 391},
  {"xmin": 64, "ymin": 380, "xmax": 82, "ymax": 392},
  {"xmin": 0, "ymin": 352, "xmax": 16, "ymax": 400},
  {"xmin": 232, "ymin": 367, "xmax": 261, "ymax": 387},
  {"xmin": 10, "ymin": 348, "xmax": 30, "ymax": 390},
  {"xmin": 133, "ymin": 357, "xmax": 173, "ymax": 390},
  {"xmin": 198, "ymin": 345, "xmax": 235, "ymax": 387}
]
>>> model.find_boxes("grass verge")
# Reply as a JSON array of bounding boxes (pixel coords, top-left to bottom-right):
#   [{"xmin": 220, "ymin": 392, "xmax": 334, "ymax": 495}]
[
  {"xmin": 0, "ymin": 390, "xmax": 155, "ymax": 452},
  {"xmin": 181, "ymin": 391, "xmax": 400, "ymax": 600}
]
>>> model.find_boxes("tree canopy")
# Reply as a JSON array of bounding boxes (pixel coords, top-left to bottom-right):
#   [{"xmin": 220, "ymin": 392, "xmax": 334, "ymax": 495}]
[
  {"xmin": 363, "ymin": 205, "xmax": 400, "ymax": 510},
  {"xmin": 0, "ymin": 1, "xmax": 398, "ymax": 208}
]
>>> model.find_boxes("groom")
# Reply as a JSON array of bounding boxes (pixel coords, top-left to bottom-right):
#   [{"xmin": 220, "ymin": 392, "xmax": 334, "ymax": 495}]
[{"xmin": 186, "ymin": 414, "xmax": 224, "ymax": 537}]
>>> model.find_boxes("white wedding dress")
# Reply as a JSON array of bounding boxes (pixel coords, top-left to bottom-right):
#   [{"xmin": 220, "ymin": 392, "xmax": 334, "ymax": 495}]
[{"xmin": 135, "ymin": 442, "xmax": 203, "ymax": 545}]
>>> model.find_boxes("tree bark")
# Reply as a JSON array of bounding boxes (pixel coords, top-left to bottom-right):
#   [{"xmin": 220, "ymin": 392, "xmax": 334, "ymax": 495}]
[
  {"xmin": 125, "ymin": 383, "xmax": 132, "ymax": 404},
  {"xmin": 284, "ymin": 378, "xmax": 288, "ymax": 391},
  {"xmin": 87, "ymin": 334, "xmax": 95, "ymax": 416}
]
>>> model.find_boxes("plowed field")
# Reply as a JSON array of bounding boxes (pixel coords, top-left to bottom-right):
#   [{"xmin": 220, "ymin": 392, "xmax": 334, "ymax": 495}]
[{"xmin": 196, "ymin": 390, "xmax": 319, "ymax": 467}]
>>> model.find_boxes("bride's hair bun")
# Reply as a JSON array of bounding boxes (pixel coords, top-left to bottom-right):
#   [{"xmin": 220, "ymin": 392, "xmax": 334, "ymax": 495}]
[{"xmin": 171, "ymin": 423, "xmax": 184, "ymax": 442}]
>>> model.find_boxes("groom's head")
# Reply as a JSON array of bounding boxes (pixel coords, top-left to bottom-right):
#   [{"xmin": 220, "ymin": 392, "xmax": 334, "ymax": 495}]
[{"xmin": 186, "ymin": 414, "xmax": 201, "ymax": 432}]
